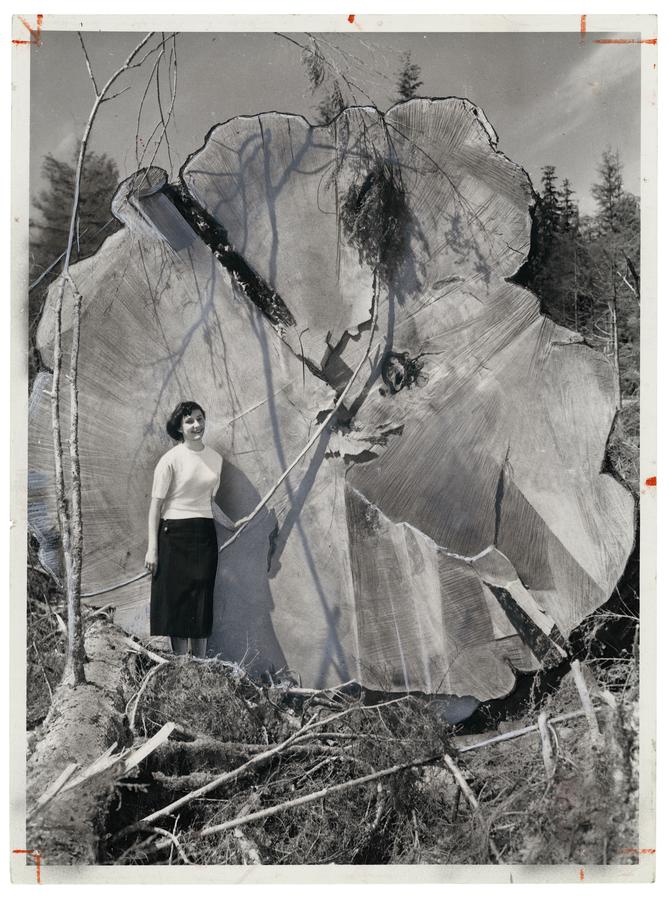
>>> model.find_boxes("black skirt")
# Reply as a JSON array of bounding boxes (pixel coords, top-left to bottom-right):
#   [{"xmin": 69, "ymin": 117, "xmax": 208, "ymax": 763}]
[{"xmin": 150, "ymin": 517, "xmax": 218, "ymax": 638}]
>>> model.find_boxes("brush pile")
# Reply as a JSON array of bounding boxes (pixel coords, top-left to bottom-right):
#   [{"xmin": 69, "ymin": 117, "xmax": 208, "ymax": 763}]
[
  {"xmin": 25, "ymin": 595, "xmax": 639, "ymax": 868},
  {"xmin": 103, "ymin": 655, "xmax": 455, "ymax": 865}
]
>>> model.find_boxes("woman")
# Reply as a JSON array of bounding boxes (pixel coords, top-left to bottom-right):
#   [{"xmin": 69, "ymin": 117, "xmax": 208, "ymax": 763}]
[{"xmin": 144, "ymin": 400, "xmax": 236, "ymax": 658}]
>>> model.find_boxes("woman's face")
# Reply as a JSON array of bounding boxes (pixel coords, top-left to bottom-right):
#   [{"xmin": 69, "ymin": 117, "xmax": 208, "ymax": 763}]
[{"xmin": 179, "ymin": 407, "xmax": 206, "ymax": 443}]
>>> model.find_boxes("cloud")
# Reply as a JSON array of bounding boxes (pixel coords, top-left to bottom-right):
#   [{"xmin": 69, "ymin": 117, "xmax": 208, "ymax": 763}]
[{"xmin": 522, "ymin": 35, "xmax": 641, "ymax": 172}]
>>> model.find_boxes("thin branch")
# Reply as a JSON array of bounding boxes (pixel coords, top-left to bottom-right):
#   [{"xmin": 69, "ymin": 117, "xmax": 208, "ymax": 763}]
[
  {"xmin": 126, "ymin": 660, "xmax": 169, "ymax": 732},
  {"xmin": 101, "ymin": 85, "xmax": 132, "ymax": 104},
  {"xmin": 570, "ymin": 659, "xmax": 603, "ymax": 746},
  {"xmin": 135, "ymin": 34, "xmax": 179, "ymax": 188},
  {"xmin": 537, "ymin": 710, "xmax": 556, "ymax": 779},
  {"xmin": 78, "ymin": 33, "xmax": 99, "ymax": 97},
  {"xmin": 29, "ymin": 218, "xmax": 116, "ymax": 292},
  {"xmin": 453, "ymin": 707, "xmax": 603, "ymax": 753},
  {"xmin": 442, "ymin": 753, "xmax": 503, "ymax": 864},
  {"xmin": 219, "ymin": 269, "xmax": 380, "ymax": 553},
  {"xmin": 80, "ymin": 568, "xmax": 150, "ymax": 598}
]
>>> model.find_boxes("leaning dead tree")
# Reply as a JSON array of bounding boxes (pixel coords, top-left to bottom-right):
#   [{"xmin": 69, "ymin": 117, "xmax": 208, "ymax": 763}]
[{"xmin": 29, "ymin": 97, "xmax": 634, "ymax": 700}]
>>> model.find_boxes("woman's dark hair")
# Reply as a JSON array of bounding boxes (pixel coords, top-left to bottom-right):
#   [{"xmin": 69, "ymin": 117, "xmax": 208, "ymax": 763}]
[{"xmin": 166, "ymin": 401, "xmax": 206, "ymax": 442}]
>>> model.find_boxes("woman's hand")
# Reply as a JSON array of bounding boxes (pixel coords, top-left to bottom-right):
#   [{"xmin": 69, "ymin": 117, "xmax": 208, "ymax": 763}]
[
  {"xmin": 144, "ymin": 547, "xmax": 158, "ymax": 575},
  {"xmin": 232, "ymin": 515, "xmax": 252, "ymax": 530}
]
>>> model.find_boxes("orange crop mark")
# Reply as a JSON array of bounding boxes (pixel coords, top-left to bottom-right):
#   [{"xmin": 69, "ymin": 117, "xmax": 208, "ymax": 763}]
[
  {"xmin": 13, "ymin": 850, "xmax": 42, "ymax": 884},
  {"xmin": 12, "ymin": 14, "xmax": 43, "ymax": 46},
  {"xmin": 580, "ymin": 15, "xmax": 586, "ymax": 41},
  {"xmin": 645, "ymin": 476, "xmax": 657, "ymax": 487},
  {"xmin": 579, "ymin": 867, "xmax": 585, "ymax": 881},
  {"xmin": 593, "ymin": 38, "xmax": 657, "ymax": 45},
  {"xmin": 348, "ymin": 14, "xmax": 355, "ymax": 24},
  {"xmin": 621, "ymin": 847, "xmax": 656, "ymax": 854}
]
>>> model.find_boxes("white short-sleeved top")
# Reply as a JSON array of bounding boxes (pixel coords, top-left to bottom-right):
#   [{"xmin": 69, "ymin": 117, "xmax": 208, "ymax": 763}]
[{"xmin": 151, "ymin": 444, "xmax": 223, "ymax": 519}]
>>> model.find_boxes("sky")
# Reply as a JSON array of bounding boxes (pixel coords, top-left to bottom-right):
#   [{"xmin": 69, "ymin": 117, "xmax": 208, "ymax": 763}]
[{"xmin": 29, "ymin": 28, "xmax": 643, "ymax": 221}]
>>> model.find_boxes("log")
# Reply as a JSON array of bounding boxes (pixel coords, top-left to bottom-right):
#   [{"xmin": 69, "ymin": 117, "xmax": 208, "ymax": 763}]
[
  {"xmin": 28, "ymin": 98, "xmax": 634, "ymax": 700},
  {"xmin": 26, "ymin": 621, "xmax": 136, "ymax": 864}
]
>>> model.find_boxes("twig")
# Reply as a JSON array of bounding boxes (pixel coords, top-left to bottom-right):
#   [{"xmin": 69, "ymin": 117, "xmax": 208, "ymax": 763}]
[
  {"xmin": 30, "ymin": 638, "xmax": 54, "ymax": 703},
  {"xmin": 128, "ymin": 824, "xmax": 192, "ymax": 865},
  {"xmin": 81, "ymin": 569, "xmax": 150, "ymax": 598},
  {"xmin": 126, "ymin": 661, "xmax": 169, "ymax": 732},
  {"xmin": 451, "ymin": 785, "xmax": 461, "ymax": 820},
  {"xmin": 77, "ymin": 33, "xmax": 99, "ymax": 96}
]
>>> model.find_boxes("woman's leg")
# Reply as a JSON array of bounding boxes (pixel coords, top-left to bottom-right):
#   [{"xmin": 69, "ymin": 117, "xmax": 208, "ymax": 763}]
[
  {"xmin": 170, "ymin": 636, "xmax": 189, "ymax": 655},
  {"xmin": 191, "ymin": 637, "xmax": 208, "ymax": 659}
]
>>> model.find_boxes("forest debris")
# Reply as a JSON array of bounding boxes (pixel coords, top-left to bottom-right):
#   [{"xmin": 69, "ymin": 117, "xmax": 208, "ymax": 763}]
[
  {"xmin": 124, "ymin": 698, "xmax": 411, "ymax": 833},
  {"xmin": 179, "ymin": 753, "xmax": 442, "ymax": 841}
]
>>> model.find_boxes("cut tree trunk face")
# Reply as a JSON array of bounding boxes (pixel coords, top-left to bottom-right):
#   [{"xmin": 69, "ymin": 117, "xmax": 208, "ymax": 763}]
[{"xmin": 28, "ymin": 98, "xmax": 634, "ymax": 700}]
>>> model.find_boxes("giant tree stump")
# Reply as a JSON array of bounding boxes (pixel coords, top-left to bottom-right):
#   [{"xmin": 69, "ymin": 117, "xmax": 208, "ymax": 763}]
[{"xmin": 28, "ymin": 99, "xmax": 634, "ymax": 700}]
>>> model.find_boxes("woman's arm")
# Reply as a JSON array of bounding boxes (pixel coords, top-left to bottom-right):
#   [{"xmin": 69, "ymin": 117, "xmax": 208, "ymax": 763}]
[
  {"xmin": 144, "ymin": 497, "xmax": 163, "ymax": 574},
  {"xmin": 212, "ymin": 499, "xmax": 237, "ymax": 531}
]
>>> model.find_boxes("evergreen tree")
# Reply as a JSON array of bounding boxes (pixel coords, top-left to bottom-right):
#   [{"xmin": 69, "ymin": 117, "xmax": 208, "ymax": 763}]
[
  {"xmin": 396, "ymin": 51, "xmax": 423, "ymax": 101},
  {"xmin": 29, "ymin": 151, "xmax": 121, "ymax": 379},
  {"xmin": 592, "ymin": 148, "xmax": 624, "ymax": 233},
  {"xmin": 587, "ymin": 150, "xmax": 640, "ymax": 411},
  {"xmin": 559, "ymin": 178, "xmax": 579, "ymax": 233}
]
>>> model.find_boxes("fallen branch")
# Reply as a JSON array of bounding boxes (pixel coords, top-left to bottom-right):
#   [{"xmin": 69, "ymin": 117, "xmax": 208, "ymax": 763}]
[
  {"xmin": 159, "ymin": 731, "xmax": 356, "ymax": 763},
  {"xmin": 123, "ymin": 636, "xmax": 169, "ymax": 665},
  {"xmin": 453, "ymin": 707, "xmax": 603, "ymax": 753}
]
